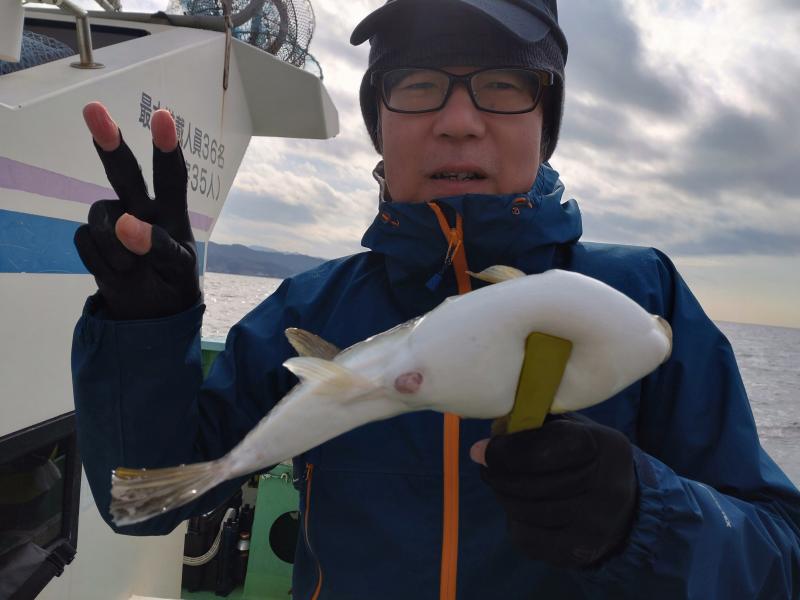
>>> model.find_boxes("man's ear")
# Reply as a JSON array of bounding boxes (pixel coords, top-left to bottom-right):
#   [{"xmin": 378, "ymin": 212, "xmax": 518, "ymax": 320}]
[{"xmin": 539, "ymin": 88, "xmax": 551, "ymax": 161}]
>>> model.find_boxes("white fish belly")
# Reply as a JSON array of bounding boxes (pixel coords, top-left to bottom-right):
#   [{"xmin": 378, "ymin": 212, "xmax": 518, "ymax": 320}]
[
  {"xmin": 405, "ymin": 270, "xmax": 670, "ymax": 415},
  {"xmin": 226, "ymin": 384, "xmax": 408, "ymax": 477},
  {"xmin": 404, "ymin": 329, "xmax": 523, "ymax": 418}
]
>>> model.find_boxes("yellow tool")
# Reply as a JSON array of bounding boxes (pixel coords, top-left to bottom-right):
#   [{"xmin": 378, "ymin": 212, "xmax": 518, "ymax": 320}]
[{"xmin": 492, "ymin": 332, "xmax": 573, "ymax": 436}]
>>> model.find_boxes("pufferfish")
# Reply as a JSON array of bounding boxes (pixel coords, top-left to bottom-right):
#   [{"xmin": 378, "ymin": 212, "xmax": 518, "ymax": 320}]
[{"xmin": 109, "ymin": 266, "xmax": 672, "ymax": 526}]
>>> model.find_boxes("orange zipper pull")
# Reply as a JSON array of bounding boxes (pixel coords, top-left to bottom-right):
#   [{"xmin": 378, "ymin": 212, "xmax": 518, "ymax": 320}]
[{"xmin": 427, "ymin": 226, "xmax": 462, "ymax": 292}]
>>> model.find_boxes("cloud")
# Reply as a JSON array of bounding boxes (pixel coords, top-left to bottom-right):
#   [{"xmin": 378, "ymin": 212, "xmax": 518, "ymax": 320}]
[
  {"xmin": 663, "ymin": 49, "xmax": 800, "ymax": 202},
  {"xmin": 583, "ymin": 205, "xmax": 800, "ymax": 257},
  {"xmin": 224, "ymin": 188, "xmax": 317, "ymax": 225},
  {"xmin": 559, "ymin": 0, "xmax": 687, "ymax": 117},
  {"xmin": 560, "ymin": 96, "xmax": 668, "ymax": 160},
  {"xmin": 665, "ymin": 108, "xmax": 799, "ymax": 200},
  {"xmin": 667, "ymin": 228, "xmax": 800, "ymax": 256},
  {"xmin": 215, "ymin": 132, "xmax": 378, "ymax": 257},
  {"xmin": 552, "ymin": 0, "xmax": 799, "ymax": 263},
  {"xmin": 761, "ymin": 0, "xmax": 800, "ymax": 11}
]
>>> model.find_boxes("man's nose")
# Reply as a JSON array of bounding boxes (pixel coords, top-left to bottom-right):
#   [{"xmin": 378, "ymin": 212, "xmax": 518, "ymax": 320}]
[{"xmin": 431, "ymin": 82, "xmax": 486, "ymax": 140}]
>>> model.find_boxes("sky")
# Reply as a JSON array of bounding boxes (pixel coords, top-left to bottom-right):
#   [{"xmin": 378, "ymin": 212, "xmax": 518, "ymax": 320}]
[{"xmin": 77, "ymin": 0, "xmax": 799, "ymax": 328}]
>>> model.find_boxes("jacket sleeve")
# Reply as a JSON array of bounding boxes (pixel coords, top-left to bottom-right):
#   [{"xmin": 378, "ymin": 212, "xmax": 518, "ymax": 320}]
[
  {"xmin": 581, "ymin": 250, "xmax": 800, "ymax": 599},
  {"xmin": 71, "ymin": 281, "xmax": 298, "ymax": 536}
]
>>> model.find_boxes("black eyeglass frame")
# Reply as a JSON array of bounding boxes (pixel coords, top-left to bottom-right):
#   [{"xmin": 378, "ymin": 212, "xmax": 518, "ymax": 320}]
[{"xmin": 371, "ymin": 67, "xmax": 555, "ymax": 115}]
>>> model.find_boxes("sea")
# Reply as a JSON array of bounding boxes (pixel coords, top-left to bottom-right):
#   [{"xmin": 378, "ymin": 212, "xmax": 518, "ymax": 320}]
[{"xmin": 202, "ymin": 272, "xmax": 800, "ymax": 486}]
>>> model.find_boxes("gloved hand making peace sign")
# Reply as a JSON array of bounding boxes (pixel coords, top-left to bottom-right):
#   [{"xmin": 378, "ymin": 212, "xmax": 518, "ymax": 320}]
[{"xmin": 74, "ymin": 102, "xmax": 201, "ymax": 320}]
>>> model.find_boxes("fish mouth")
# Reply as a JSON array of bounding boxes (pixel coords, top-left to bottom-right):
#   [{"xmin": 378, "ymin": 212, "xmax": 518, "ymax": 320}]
[{"xmin": 655, "ymin": 315, "xmax": 673, "ymax": 362}]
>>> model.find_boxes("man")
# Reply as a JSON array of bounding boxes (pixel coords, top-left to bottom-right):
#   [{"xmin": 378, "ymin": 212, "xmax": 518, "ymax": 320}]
[{"xmin": 73, "ymin": 1, "xmax": 800, "ymax": 598}]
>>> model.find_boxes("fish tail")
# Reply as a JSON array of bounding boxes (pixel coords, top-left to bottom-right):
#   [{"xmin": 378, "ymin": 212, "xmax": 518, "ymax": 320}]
[{"xmin": 110, "ymin": 459, "xmax": 226, "ymax": 527}]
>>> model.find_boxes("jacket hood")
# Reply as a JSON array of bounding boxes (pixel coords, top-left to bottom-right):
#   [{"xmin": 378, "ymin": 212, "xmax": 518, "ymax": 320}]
[{"xmin": 361, "ymin": 162, "xmax": 582, "ymax": 313}]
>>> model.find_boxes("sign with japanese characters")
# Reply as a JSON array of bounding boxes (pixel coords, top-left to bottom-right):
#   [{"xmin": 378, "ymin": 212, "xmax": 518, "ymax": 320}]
[{"xmin": 138, "ymin": 91, "xmax": 225, "ymax": 202}]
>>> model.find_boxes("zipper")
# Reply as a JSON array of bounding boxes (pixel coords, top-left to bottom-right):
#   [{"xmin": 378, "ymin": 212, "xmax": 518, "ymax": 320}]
[
  {"xmin": 427, "ymin": 202, "xmax": 472, "ymax": 295},
  {"xmin": 426, "ymin": 225, "xmax": 462, "ymax": 292},
  {"xmin": 427, "ymin": 202, "xmax": 471, "ymax": 600},
  {"xmin": 304, "ymin": 463, "xmax": 323, "ymax": 600}
]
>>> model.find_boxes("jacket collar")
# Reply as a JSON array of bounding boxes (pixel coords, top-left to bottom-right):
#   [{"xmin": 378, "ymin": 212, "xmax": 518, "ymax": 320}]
[{"xmin": 361, "ymin": 162, "xmax": 583, "ymax": 314}]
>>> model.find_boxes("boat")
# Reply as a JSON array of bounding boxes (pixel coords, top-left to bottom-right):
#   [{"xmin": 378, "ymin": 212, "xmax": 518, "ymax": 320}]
[{"xmin": 0, "ymin": 1, "xmax": 337, "ymax": 598}]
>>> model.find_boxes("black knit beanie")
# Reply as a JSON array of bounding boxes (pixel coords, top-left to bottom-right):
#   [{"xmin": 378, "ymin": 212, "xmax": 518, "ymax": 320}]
[{"xmin": 354, "ymin": 2, "xmax": 567, "ymax": 162}]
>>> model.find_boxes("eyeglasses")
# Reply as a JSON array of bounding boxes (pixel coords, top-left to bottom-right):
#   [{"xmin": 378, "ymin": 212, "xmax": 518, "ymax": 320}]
[{"xmin": 372, "ymin": 67, "xmax": 554, "ymax": 115}]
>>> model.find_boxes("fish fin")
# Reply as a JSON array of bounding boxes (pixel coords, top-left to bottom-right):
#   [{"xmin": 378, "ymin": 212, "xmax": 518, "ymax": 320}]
[
  {"xmin": 467, "ymin": 265, "xmax": 526, "ymax": 284},
  {"xmin": 285, "ymin": 327, "xmax": 341, "ymax": 360},
  {"xmin": 283, "ymin": 357, "xmax": 378, "ymax": 400},
  {"xmin": 110, "ymin": 460, "xmax": 226, "ymax": 527}
]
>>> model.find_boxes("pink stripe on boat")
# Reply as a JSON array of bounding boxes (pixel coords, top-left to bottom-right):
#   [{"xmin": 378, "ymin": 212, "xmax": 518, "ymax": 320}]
[{"xmin": 0, "ymin": 156, "xmax": 214, "ymax": 231}]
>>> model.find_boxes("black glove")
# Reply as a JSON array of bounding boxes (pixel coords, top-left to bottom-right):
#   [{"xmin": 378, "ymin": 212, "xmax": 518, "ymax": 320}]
[
  {"xmin": 481, "ymin": 414, "xmax": 637, "ymax": 569},
  {"xmin": 74, "ymin": 132, "xmax": 200, "ymax": 320}
]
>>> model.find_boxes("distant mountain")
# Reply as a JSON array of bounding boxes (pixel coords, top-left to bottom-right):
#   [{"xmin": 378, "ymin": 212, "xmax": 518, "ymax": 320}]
[
  {"xmin": 206, "ymin": 242, "xmax": 326, "ymax": 278},
  {"xmin": 248, "ymin": 244, "xmax": 279, "ymax": 253}
]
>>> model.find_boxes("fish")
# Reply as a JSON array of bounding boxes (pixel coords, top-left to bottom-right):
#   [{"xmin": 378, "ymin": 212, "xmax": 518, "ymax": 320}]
[{"xmin": 109, "ymin": 267, "xmax": 672, "ymax": 526}]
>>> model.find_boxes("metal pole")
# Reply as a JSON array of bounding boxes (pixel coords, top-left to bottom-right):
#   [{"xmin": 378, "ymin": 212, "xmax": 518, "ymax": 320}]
[
  {"xmin": 74, "ymin": 14, "xmax": 98, "ymax": 67},
  {"xmin": 32, "ymin": 0, "xmax": 104, "ymax": 68}
]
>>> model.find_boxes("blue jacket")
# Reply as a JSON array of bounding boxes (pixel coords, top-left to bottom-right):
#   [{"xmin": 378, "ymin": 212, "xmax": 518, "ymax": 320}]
[{"xmin": 72, "ymin": 164, "xmax": 800, "ymax": 599}]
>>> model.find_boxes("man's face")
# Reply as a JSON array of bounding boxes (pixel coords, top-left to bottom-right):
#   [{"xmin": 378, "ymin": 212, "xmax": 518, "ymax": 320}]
[{"xmin": 379, "ymin": 66, "xmax": 544, "ymax": 204}]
